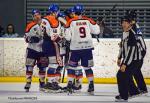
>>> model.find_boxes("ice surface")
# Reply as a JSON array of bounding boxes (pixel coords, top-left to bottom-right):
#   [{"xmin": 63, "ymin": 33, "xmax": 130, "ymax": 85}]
[{"xmin": 0, "ymin": 83, "xmax": 149, "ymax": 103}]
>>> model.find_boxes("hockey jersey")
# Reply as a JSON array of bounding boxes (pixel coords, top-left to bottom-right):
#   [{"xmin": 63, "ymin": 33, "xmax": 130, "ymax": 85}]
[
  {"xmin": 65, "ymin": 16, "xmax": 100, "ymax": 50},
  {"xmin": 25, "ymin": 20, "xmax": 45, "ymax": 52},
  {"xmin": 44, "ymin": 15, "xmax": 61, "ymax": 37},
  {"xmin": 42, "ymin": 15, "xmax": 62, "ymax": 56}
]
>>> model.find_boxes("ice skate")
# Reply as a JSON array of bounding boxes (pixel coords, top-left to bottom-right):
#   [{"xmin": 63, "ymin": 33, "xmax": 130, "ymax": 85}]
[
  {"xmin": 87, "ymin": 81, "xmax": 94, "ymax": 95},
  {"xmin": 43, "ymin": 82, "xmax": 54, "ymax": 93},
  {"xmin": 67, "ymin": 81, "xmax": 73, "ymax": 95},
  {"xmin": 24, "ymin": 82, "xmax": 31, "ymax": 92},
  {"xmin": 39, "ymin": 81, "xmax": 45, "ymax": 92},
  {"xmin": 115, "ymin": 95, "xmax": 128, "ymax": 102}
]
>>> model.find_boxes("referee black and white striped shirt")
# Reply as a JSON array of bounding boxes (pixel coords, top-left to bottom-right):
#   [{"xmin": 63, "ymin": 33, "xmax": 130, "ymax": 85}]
[
  {"xmin": 132, "ymin": 23, "xmax": 147, "ymax": 60},
  {"xmin": 118, "ymin": 23, "xmax": 146, "ymax": 66}
]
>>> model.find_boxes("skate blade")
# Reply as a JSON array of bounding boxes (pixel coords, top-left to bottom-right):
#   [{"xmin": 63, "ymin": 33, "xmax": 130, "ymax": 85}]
[
  {"xmin": 55, "ymin": 89, "xmax": 63, "ymax": 93},
  {"xmin": 43, "ymin": 89, "xmax": 55, "ymax": 93},
  {"xmin": 128, "ymin": 94, "xmax": 140, "ymax": 99},
  {"xmin": 43, "ymin": 89, "xmax": 63, "ymax": 93},
  {"xmin": 140, "ymin": 92, "xmax": 148, "ymax": 96},
  {"xmin": 39, "ymin": 88, "xmax": 45, "ymax": 92},
  {"xmin": 67, "ymin": 90, "xmax": 73, "ymax": 95},
  {"xmin": 67, "ymin": 92, "xmax": 72, "ymax": 95},
  {"xmin": 25, "ymin": 89, "xmax": 29, "ymax": 92},
  {"xmin": 88, "ymin": 91, "xmax": 94, "ymax": 95},
  {"xmin": 73, "ymin": 90, "xmax": 81, "ymax": 93},
  {"xmin": 115, "ymin": 99, "xmax": 128, "ymax": 102}
]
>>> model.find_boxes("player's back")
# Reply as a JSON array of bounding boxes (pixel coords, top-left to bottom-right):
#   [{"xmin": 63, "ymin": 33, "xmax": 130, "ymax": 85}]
[{"xmin": 65, "ymin": 16, "xmax": 100, "ymax": 50}]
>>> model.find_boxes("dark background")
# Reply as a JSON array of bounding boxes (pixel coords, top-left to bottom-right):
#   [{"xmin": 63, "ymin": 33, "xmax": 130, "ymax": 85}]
[
  {"xmin": 0, "ymin": 0, "xmax": 150, "ymax": 37},
  {"xmin": 0, "ymin": 0, "xmax": 26, "ymax": 36}
]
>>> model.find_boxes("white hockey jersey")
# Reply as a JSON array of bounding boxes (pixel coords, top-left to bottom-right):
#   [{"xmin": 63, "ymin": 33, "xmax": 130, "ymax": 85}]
[
  {"xmin": 25, "ymin": 19, "xmax": 47, "ymax": 52},
  {"xmin": 65, "ymin": 16, "xmax": 100, "ymax": 50},
  {"xmin": 43, "ymin": 15, "xmax": 62, "ymax": 38}
]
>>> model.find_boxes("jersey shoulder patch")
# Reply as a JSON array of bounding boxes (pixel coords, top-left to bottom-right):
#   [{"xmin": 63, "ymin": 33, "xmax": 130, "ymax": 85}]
[
  {"xmin": 25, "ymin": 21, "xmax": 36, "ymax": 33},
  {"xmin": 82, "ymin": 16, "xmax": 96, "ymax": 25},
  {"xmin": 44, "ymin": 15, "xmax": 59, "ymax": 28},
  {"xmin": 66, "ymin": 16, "xmax": 71, "ymax": 22},
  {"xmin": 65, "ymin": 17, "xmax": 79, "ymax": 28}
]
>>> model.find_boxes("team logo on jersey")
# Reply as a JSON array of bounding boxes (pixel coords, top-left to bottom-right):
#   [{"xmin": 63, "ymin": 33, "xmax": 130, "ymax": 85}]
[
  {"xmin": 137, "ymin": 28, "xmax": 142, "ymax": 34},
  {"xmin": 43, "ymin": 21, "xmax": 46, "ymax": 25},
  {"xmin": 34, "ymin": 28, "xmax": 37, "ymax": 31},
  {"xmin": 53, "ymin": 29, "xmax": 57, "ymax": 33},
  {"xmin": 36, "ymin": 32, "xmax": 40, "ymax": 35}
]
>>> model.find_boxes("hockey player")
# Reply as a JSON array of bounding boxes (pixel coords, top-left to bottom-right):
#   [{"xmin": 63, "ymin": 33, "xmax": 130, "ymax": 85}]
[
  {"xmin": 64, "ymin": 4, "xmax": 100, "ymax": 94},
  {"xmin": 58, "ymin": 8, "xmax": 84, "ymax": 92},
  {"xmin": 42, "ymin": 4, "xmax": 63, "ymax": 92},
  {"xmin": 66, "ymin": 8, "xmax": 83, "ymax": 91},
  {"xmin": 24, "ymin": 9, "xmax": 49, "ymax": 92},
  {"xmin": 55, "ymin": 12, "xmax": 67, "ymax": 83}
]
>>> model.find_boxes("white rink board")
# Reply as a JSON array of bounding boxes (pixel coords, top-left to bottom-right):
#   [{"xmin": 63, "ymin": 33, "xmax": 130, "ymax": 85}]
[{"xmin": 0, "ymin": 38, "xmax": 150, "ymax": 78}]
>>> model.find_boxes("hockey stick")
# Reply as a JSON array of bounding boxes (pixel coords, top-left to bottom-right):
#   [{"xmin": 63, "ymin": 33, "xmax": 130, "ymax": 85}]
[
  {"xmin": 61, "ymin": 41, "xmax": 70, "ymax": 83},
  {"xmin": 94, "ymin": 34, "xmax": 100, "ymax": 43},
  {"xmin": 93, "ymin": 4, "xmax": 117, "ymax": 42},
  {"xmin": 57, "ymin": 17, "xmax": 69, "ymax": 83},
  {"xmin": 102, "ymin": 4, "xmax": 118, "ymax": 22}
]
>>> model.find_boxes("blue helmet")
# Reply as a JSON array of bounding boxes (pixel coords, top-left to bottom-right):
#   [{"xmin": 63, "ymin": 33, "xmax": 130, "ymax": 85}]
[
  {"xmin": 73, "ymin": 4, "xmax": 84, "ymax": 14},
  {"xmin": 58, "ymin": 12, "xmax": 66, "ymax": 18},
  {"xmin": 64, "ymin": 8, "xmax": 75, "ymax": 16},
  {"xmin": 32, "ymin": 9, "xmax": 40, "ymax": 15},
  {"xmin": 68, "ymin": 7, "xmax": 75, "ymax": 14},
  {"xmin": 48, "ymin": 4, "xmax": 59, "ymax": 13}
]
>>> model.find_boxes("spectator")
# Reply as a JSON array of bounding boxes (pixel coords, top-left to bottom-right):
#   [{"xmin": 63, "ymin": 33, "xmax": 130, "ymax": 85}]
[
  {"xmin": 2, "ymin": 24, "xmax": 19, "ymax": 38},
  {"xmin": 96, "ymin": 17, "xmax": 114, "ymax": 38},
  {"xmin": 0, "ymin": 25, "xmax": 4, "ymax": 37}
]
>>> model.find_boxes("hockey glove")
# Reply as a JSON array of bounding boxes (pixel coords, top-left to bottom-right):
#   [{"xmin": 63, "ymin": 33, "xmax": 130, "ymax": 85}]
[{"xmin": 30, "ymin": 36, "xmax": 40, "ymax": 43}]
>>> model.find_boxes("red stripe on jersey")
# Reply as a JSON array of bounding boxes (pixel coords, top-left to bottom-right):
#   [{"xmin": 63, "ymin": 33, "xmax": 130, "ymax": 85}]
[{"xmin": 47, "ymin": 74, "xmax": 56, "ymax": 77}]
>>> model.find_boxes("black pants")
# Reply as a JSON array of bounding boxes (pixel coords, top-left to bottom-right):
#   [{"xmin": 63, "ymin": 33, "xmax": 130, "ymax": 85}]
[
  {"xmin": 130, "ymin": 60, "xmax": 147, "ymax": 92},
  {"xmin": 117, "ymin": 61, "xmax": 139, "ymax": 99}
]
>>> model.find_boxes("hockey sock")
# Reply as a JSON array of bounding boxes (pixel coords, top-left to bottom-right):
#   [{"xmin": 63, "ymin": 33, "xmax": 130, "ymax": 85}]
[
  {"xmin": 76, "ymin": 69, "xmax": 83, "ymax": 86},
  {"xmin": 55, "ymin": 66, "xmax": 63, "ymax": 83},
  {"xmin": 84, "ymin": 68, "xmax": 94, "ymax": 84},
  {"xmin": 26, "ymin": 65, "xmax": 33, "ymax": 83},
  {"xmin": 39, "ymin": 67, "xmax": 46, "ymax": 87},
  {"xmin": 67, "ymin": 68, "xmax": 76, "ymax": 82},
  {"xmin": 47, "ymin": 67, "xmax": 57, "ymax": 83}
]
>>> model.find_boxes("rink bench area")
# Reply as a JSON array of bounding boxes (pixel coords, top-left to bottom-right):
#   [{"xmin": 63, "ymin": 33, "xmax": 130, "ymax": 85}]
[{"xmin": 0, "ymin": 38, "xmax": 150, "ymax": 84}]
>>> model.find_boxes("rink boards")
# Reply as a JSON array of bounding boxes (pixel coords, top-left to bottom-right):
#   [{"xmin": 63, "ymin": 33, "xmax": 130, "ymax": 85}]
[{"xmin": 0, "ymin": 38, "xmax": 150, "ymax": 83}]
